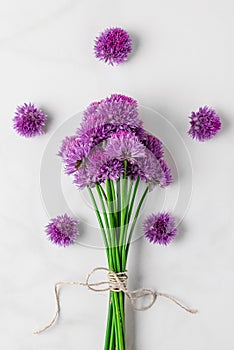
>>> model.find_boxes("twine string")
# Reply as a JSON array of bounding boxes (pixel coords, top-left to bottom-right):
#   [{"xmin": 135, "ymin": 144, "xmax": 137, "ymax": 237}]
[{"xmin": 33, "ymin": 267, "xmax": 197, "ymax": 334}]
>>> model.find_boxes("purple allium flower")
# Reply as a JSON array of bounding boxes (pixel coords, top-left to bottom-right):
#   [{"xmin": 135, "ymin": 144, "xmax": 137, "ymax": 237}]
[
  {"xmin": 188, "ymin": 106, "xmax": 221, "ymax": 141},
  {"xmin": 77, "ymin": 124, "xmax": 116, "ymax": 153},
  {"xmin": 158, "ymin": 159, "xmax": 173, "ymax": 187},
  {"xmin": 98, "ymin": 159, "xmax": 123, "ymax": 182},
  {"xmin": 78, "ymin": 113, "xmax": 108, "ymax": 135},
  {"xmin": 126, "ymin": 162, "xmax": 142, "ymax": 181},
  {"xmin": 77, "ymin": 94, "xmax": 141, "ymax": 137},
  {"xmin": 89, "ymin": 146, "xmax": 123, "ymax": 183},
  {"xmin": 106, "ymin": 131, "xmax": 146, "ymax": 163},
  {"xmin": 133, "ymin": 150, "xmax": 157, "ymax": 182},
  {"xmin": 58, "ymin": 136, "xmax": 87, "ymax": 174},
  {"xmin": 134, "ymin": 149, "xmax": 172, "ymax": 188},
  {"xmin": 13, "ymin": 102, "xmax": 46, "ymax": 137},
  {"xmin": 82, "ymin": 101, "xmax": 102, "ymax": 122},
  {"xmin": 77, "ymin": 124, "xmax": 144, "ymax": 159},
  {"xmin": 58, "ymin": 135, "xmax": 77, "ymax": 159},
  {"xmin": 141, "ymin": 133, "xmax": 164, "ymax": 160},
  {"xmin": 80, "ymin": 146, "xmax": 124, "ymax": 186},
  {"xmin": 74, "ymin": 166, "xmax": 92, "ymax": 190},
  {"xmin": 87, "ymin": 146, "xmax": 109, "ymax": 183},
  {"xmin": 88, "ymin": 147, "xmax": 123, "ymax": 184},
  {"xmin": 45, "ymin": 214, "xmax": 79, "ymax": 247},
  {"xmin": 59, "ymin": 95, "xmax": 173, "ymax": 192},
  {"xmin": 144, "ymin": 212, "xmax": 177, "ymax": 245},
  {"xmin": 94, "ymin": 27, "xmax": 132, "ymax": 65},
  {"xmin": 98, "ymin": 94, "xmax": 142, "ymax": 127}
]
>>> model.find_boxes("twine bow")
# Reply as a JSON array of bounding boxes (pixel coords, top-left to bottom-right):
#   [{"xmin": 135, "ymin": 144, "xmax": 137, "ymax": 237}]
[{"xmin": 33, "ymin": 267, "xmax": 197, "ymax": 334}]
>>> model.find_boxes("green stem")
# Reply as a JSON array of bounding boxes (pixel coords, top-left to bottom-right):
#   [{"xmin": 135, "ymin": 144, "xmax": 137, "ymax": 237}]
[
  {"xmin": 119, "ymin": 162, "xmax": 128, "ymax": 255},
  {"xmin": 112, "ymin": 292, "xmax": 124, "ymax": 350},
  {"xmin": 104, "ymin": 298, "xmax": 113, "ymax": 350},
  {"xmin": 121, "ymin": 180, "xmax": 133, "ymax": 268},
  {"xmin": 90, "ymin": 186, "xmax": 123, "ymax": 349},
  {"xmin": 106, "ymin": 294, "xmax": 118, "ymax": 350},
  {"xmin": 90, "ymin": 175, "xmax": 137, "ymax": 349},
  {"xmin": 99, "ymin": 184, "xmax": 108, "ymax": 202},
  {"xmin": 128, "ymin": 177, "xmax": 140, "ymax": 224},
  {"xmin": 116, "ymin": 178, "xmax": 121, "ymax": 226},
  {"xmin": 109, "ymin": 317, "xmax": 115, "ymax": 350},
  {"xmin": 124, "ymin": 181, "xmax": 133, "ymax": 226},
  {"xmin": 106, "ymin": 179, "xmax": 125, "ymax": 349},
  {"xmin": 126, "ymin": 186, "xmax": 149, "ymax": 256},
  {"xmin": 95, "ymin": 184, "xmax": 114, "ymax": 266},
  {"xmin": 110, "ymin": 180, "xmax": 118, "ymax": 227},
  {"xmin": 88, "ymin": 187, "xmax": 110, "ymax": 265},
  {"xmin": 106, "ymin": 179, "xmax": 121, "ymax": 270},
  {"xmin": 120, "ymin": 178, "xmax": 139, "ymax": 270},
  {"xmin": 110, "ymin": 180, "xmax": 126, "ymax": 348}
]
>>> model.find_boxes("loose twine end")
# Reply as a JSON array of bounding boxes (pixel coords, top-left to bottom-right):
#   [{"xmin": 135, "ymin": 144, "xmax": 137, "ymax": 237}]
[{"xmin": 33, "ymin": 267, "xmax": 197, "ymax": 334}]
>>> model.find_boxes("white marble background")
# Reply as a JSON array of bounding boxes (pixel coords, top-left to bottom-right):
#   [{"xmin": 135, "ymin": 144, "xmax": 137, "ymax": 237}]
[{"xmin": 1, "ymin": 0, "xmax": 234, "ymax": 349}]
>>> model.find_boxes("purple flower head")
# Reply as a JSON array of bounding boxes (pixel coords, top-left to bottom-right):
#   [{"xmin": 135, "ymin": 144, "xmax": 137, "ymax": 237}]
[
  {"xmin": 88, "ymin": 146, "xmax": 123, "ymax": 184},
  {"xmin": 158, "ymin": 159, "xmax": 173, "ymax": 187},
  {"xmin": 46, "ymin": 214, "xmax": 79, "ymax": 247},
  {"xmin": 78, "ymin": 146, "xmax": 123, "ymax": 186},
  {"xmin": 126, "ymin": 162, "xmax": 142, "ymax": 181},
  {"xmin": 144, "ymin": 212, "xmax": 177, "ymax": 245},
  {"xmin": 58, "ymin": 135, "xmax": 77, "ymax": 159},
  {"xmin": 79, "ymin": 113, "xmax": 108, "ymax": 135},
  {"xmin": 107, "ymin": 94, "xmax": 137, "ymax": 105},
  {"xmin": 77, "ymin": 123, "xmax": 116, "ymax": 154},
  {"xmin": 98, "ymin": 94, "xmax": 142, "ymax": 127},
  {"xmin": 77, "ymin": 123, "xmax": 144, "ymax": 158},
  {"xmin": 94, "ymin": 27, "xmax": 132, "ymax": 65},
  {"xmin": 58, "ymin": 136, "xmax": 87, "ymax": 175},
  {"xmin": 77, "ymin": 94, "xmax": 141, "ymax": 137},
  {"xmin": 134, "ymin": 149, "xmax": 172, "ymax": 188},
  {"xmin": 106, "ymin": 131, "xmax": 146, "ymax": 163},
  {"xmin": 87, "ymin": 146, "xmax": 109, "ymax": 183},
  {"xmin": 188, "ymin": 106, "xmax": 221, "ymax": 141},
  {"xmin": 74, "ymin": 166, "xmax": 91, "ymax": 190},
  {"xmin": 141, "ymin": 133, "xmax": 164, "ymax": 160},
  {"xmin": 98, "ymin": 159, "xmax": 123, "ymax": 182},
  {"xmin": 58, "ymin": 96, "xmax": 173, "ymax": 193},
  {"xmin": 13, "ymin": 102, "xmax": 46, "ymax": 137},
  {"xmin": 83, "ymin": 101, "xmax": 103, "ymax": 122}
]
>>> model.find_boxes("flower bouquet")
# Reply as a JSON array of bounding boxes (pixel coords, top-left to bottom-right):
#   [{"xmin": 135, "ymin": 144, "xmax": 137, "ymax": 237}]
[
  {"xmin": 56, "ymin": 94, "xmax": 176, "ymax": 349},
  {"xmin": 35, "ymin": 94, "xmax": 197, "ymax": 348}
]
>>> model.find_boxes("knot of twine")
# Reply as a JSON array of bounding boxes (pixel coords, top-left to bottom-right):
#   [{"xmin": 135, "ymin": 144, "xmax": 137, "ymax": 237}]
[{"xmin": 33, "ymin": 267, "xmax": 197, "ymax": 334}]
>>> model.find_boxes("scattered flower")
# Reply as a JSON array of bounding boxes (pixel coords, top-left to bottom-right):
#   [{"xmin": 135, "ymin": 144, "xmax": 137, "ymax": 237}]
[
  {"xmin": 45, "ymin": 214, "xmax": 79, "ymax": 247},
  {"xmin": 144, "ymin": 212, "xmax": 177, "ymax": 245},
  {"xmin": 13, "ymin": 102, "xmax": 47, "ymax": 137},
  {"xmin": 94, "ymin": 27, "xmax": 132, "ymax": 65},
  {"xmin": 188, "ymin": 106, "xmax": 221, "ymax": 141}
]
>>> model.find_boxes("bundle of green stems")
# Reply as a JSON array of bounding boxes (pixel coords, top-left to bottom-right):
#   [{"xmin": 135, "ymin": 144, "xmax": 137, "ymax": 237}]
[{"xmin": 88, "ymin": 163, "xmax": 149, "ymax": 350}]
